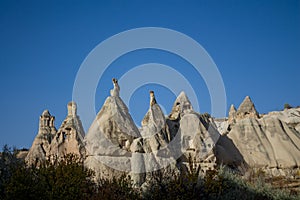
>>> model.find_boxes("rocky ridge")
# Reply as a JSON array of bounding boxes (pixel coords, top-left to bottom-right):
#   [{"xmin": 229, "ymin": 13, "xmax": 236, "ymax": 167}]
[
  {"xmin": 26, "ymin": 102, "xmax": 85, "ymax": 165},
  {"xmin": 26, "ymin": 79, "xmax": 300, "ymax": 186},
  {"xmin": 217, "ymin": 96, "xmax": 300, "ymax": 176}
]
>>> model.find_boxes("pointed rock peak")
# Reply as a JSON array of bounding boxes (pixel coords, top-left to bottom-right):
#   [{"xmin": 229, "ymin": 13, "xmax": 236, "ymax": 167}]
[
  {"xmin": 228, "ymin": 104, "xmax": 237, "ymax": 124},
  {"xmin": 236, "ymin": 96, "xmax": 259, "ymax": 119},
  {"xmin": 110, "ymin": 78, "xmax": 120, "ymax": 97},
  {"xmin": 59, "ymin": 101, "xmax": 85, "ymax": 137},
  {"xmin": 42, "ymin": 109, "xmax": 51, "ymax": 117},
  {"xmin": 149, "ymin": 90, "xmax": 157, "ymax": 106},
  {"xmin": 85, "ymin": 78, "xmax": 140, "ymax": 151},
  {"xmin": 174, "ymin": 91, "xmax": 192, "ymax": 108},
  {"xmin": 49, "ymin": 101, "xmax": 85, "ymax": 161},
  {"xmin": 39, "ymin": 110, "xmax": 55, "ymax": 131},
  {"xmin": 141, "ymin": 90, "xmax": 165, "ymax": 130},
  {"xmin": 168, "ymin": 91, "xmax": 193, "ymax": 120},
  {"xmin": 244, "ymin": 96, "xmax": 253, "ymax": 103},
  {"xmin": 67, "ymin": 101, "xmax": 77, "ymax": 116},
  {"xmin": 177, "ymin": 91, "xmax": 190, "ymax": 103},
  {"xmin": 229, "ymin": 104, "xmax": 236, "ymax": 113},
  {"xmin": 238, "ymin": 96, "xmax": 255, "ymax": 110},
  {"xmin": 26, "ymin": 109, "xmax": 57, "ymax": 165}
]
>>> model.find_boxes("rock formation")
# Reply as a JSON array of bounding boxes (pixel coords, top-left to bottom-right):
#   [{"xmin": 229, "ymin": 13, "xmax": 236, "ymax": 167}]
[
  {"xmin": 84, "ymin": 78, "xmax": 140, "ymax": 180},
  {"xmin": 167, "ymin": 92, "xmax": 220, "ymax": 174},
  {"xmin": 228, "ymin": 104, "xmax": 237, "ymax": 125},
  {"xmin": 229, "ymin": 117, "xmax": 300, "ymax": 168},
  {"xmin": 26, "ymin": 110, "xmax": 56, "ymax": 165},
  {"xmin": 131, "ymin": 91, "xmax": 175, "ymax": 186},
  {"xmin": 140, "ymin": 91, "xmax": 170, "ymax": 146},
  {"xmin": 49, "ymin": 102, "xmax": 85, "ymax": 160},
  {"xmin": 217, "ymin": 96, "xmax": 300, "ymax": 176},
  {"xmin": 235, "ymin": 96, "xmax": 259, "ymax": 120},
  {"xmin": 268, "ymin": 107, "xmax": 300, "ymax": 132},
  {"xmin": 26, "ymin": 103, "xmax": 86, "ymax": 165},
  {"xmin": 26, "ymin": 79, "xmax": 300, "ymax": 185}
]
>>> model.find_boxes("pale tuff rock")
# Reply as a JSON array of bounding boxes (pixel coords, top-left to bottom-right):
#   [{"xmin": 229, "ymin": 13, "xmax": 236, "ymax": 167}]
[
  {"xmin": 16, "ymin": 150, "xmax": 29, "ymax": 160},
  {"xmin": 168, "ymin": 91, "xmax": 193, "ymax": 120},
  {"xmin": 110, "ymin": 78, "xmax": 120, "ymax": 97},
  {"xmin": 131, "ymin": 91, "xmax": 176, "ymax": 186},
  {"xmin": 215, "ymin": 97, "xmax": 300, "ymax": 175},
  {"xmin": 84, "ymin": 78, "xmax": 140, "ymax": 179},
  {"xmin": 26, "ymin": 103, "xmax": 86, "ymax": 165},
  {"xmin": 178, "ymin": 112, "xmax": 220, "ymax": 174},
  {"xmin": 130, "ymin": 138, "xmax": 146, "ymax": 186},
  {"xmin": 236, "ymin": 96, "xmax": 259, "ymax": 120},
  {"xmin": 167, "ymin": 91, "xmax": 194, "ymax": 141},
  {"xmin": 149, "ymin": 90, "xmax": 157, "ymax": 106},
  {"xmin": 85, "ymin": 78, "xmax": 140, "ymax": 150},
  {"xmin": 25, "ymin": 110, "xmax": 57, "ymax": 165},
  {"xmin": 141, "ymin": 91, "xmax": 160, "ymax": 127},
  {"xmin": 49, "ymin": 102, "xmax": 86, "ymax": 161},
  {"xmin": 141, "ymin": 91, "xmax": 170, "ymax": 143},
  {"xmin": 213, "ymin": 104, "xmax": 236, "ymax": 135},
  {"xmin": 213, "ymin": 118, "xmax": 228, "ymax": 135},
  {"xmin": 226, "ymin": 115, "xmax": 300, "ymax": 170},
  {"xmin": 140, "ymin": 91, "xmax": 172, "ymax": 153},
  {"xmin": 228, "ymin": 104, "xmax": 237, "ymax": 124},
  {"xmin": 166, "ymin": 93, "xmax": 221, "ymax": 174},
  {"xmin": 267, "ymin": 107, "xmax": 300, "ymax": 128},
  {"xmin": 26, "ymin": 76, "xmax": 300, "ymax": 185}
]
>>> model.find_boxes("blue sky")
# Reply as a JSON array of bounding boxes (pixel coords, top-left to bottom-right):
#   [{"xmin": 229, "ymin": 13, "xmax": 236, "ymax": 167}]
[{"xmin": 0, "ymin": 0, "xmax": 299, "ymax": 148}]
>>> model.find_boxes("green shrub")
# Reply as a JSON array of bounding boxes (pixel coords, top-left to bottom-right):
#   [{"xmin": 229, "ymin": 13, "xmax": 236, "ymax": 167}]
[
  {"xmin": 284, "ymin": 103, "xmax": 292, "ymax": 110},
  {"xmin": 1, "ymin": 145, "xmax": 299, "ymax": 200},
  {"xmin": 92, "ymin": 174, "xmax": 139, "ymax": 200},
  {"xmin": 2, "ymin": 153, "xmax": 95, "ymax": 200}
]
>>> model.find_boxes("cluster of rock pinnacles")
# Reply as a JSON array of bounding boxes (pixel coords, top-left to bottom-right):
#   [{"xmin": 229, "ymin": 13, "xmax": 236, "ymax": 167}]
[{"xmin": 26, "ymin": 78, "xmax": 300, "ymax": 186}]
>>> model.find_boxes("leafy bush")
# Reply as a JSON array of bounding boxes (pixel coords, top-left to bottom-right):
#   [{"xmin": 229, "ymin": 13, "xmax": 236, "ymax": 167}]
[
  {"xmin": 0, "ymin": 145, "xmax": 25, "ymax": 199},
  {"xmin": 37, "ymin": 154, "xmax": 95, "ymax": 200},
  {"xmin": 1, "ymin": 152, "xmax": 95, "ymax": 200},
  {"xmin": 91, "ymin": 175, "xmax": 139, "ymax": 200},
  {"xmin": 284, "ymin": 103, "xmax": 292, "ymax": 110},
  {"xmin": 1, "ymin": 146, "xmax": 299, "ymax": 200}
]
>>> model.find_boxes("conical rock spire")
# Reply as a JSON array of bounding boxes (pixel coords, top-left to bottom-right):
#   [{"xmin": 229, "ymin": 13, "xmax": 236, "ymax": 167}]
[
  {"xmin": 236, "ymin": 96, "xmax": 259, "ymax": 120},
  {"xmin": 84, "ymin": 78, "xmax": 140, "ymax": 179},
  {"xmin": 168, "ymin": 91, "xmax": 193, "ymax": 120}
]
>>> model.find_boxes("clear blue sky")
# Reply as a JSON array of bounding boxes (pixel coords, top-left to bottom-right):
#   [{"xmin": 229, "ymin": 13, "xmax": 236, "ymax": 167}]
[{"xmin": 0, "ymin": 0, "xmax": 299, "ymax": 149}]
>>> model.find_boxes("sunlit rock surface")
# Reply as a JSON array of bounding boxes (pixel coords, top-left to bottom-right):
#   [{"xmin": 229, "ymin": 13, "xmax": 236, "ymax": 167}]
[{"xmin": 26, "ymin": 80, "xmax": 300, "ymax": 184}]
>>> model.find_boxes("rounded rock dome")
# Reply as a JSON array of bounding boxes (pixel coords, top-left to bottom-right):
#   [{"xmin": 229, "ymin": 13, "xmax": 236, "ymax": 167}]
[{"xmin": 42, "ymin": 109, "xmax": 50, "ymax": 117}]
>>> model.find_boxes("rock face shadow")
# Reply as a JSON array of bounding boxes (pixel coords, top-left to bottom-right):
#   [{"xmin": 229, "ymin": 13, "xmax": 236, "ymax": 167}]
[
  {"xmin": 25, "ymin": 79, "xmax": 300, "ymax": 187},
  {"xmin": 215, "ymin": 135, "xmax": 248, "ymax": 172}
]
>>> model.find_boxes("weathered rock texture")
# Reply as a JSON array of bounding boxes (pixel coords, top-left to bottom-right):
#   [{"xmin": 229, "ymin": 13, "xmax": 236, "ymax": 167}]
[
  {"xmin": 26, "ymin": 110, "xmax": 56, "ymax": 165},
  {"xmin": 84, "ymin": 78, "xmax": 140, "ymax": 180},
  {"xmin": 216, "ymin": 97, "xmax": 300, "ymax": 176},
  {"xmin": 129, "ymin": 91, "xmax": 173, "ymax": 186},
  {"xmin": 26, "ymin": 103, "xmax": 85, "ymax": 165},
  {"xmin": 228, "ymin": 117, "xmax": 300, "ymax": 169},
  {"xmin": 228, "ymin": 104, "xmax": 237, "ymax": 125},
  {"xmin": 167, "ymin": 92, "xmax": 220, "ymax": 175},
  {"xmin": 26, "ymin": 80, "xmax": 300, "ymax": 185},
  {"xmin": 49, "ymin": 102, "xmax": 86, "ymax": 160},
  {"xmin": 235, "ymin": 96, "xmax": 259, "ymax": 120}
]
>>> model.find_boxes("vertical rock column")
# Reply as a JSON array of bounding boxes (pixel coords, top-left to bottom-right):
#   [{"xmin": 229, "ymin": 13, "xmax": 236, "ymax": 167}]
[{"xmin": 130, "ymin": 138, "xmax": 146, "ymax": 187}]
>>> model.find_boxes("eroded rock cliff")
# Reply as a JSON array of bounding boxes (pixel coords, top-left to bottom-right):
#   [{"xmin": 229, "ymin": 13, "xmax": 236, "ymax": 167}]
[{"xmin": 26, "ymin": 80, "xmax": 300, "ymax": 184}]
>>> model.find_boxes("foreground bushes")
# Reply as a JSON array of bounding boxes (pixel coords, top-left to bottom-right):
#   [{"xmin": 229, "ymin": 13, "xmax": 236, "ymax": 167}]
[
  {"xmin": 0, "ymin": 146, "xmax": 299, "ymax": 200},
  {"xmin": 143, "ymin": 166, "xmax": 299, "ymax": 200},
  {"xmin": 0, "ymin": 148, "xmax": 94, "ymax": 200}
]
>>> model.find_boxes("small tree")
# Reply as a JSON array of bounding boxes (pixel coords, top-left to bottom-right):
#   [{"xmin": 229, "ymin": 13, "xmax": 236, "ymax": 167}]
[
  {"xmin": 284, "ymin": 103, "xmax": 292, "ymax": 110},
  {"xmin": 0, "ymin": 145, "xmax": 23, "ymax": 198},
  {"xmin": 3, "ymin": 153, "xmax": 95, "ymax": 200}
]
